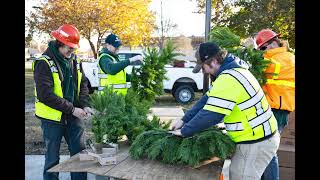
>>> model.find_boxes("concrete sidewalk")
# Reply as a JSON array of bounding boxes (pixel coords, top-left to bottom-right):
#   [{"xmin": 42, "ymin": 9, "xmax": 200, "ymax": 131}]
[{"xmin": 25, "ymin": 155, "xmax": 96, "ymax": 180}]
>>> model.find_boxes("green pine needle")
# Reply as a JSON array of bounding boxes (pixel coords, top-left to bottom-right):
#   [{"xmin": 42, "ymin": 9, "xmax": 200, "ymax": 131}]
[
  {"xmin": 129, "ymin": 127, "xmax": 236, "ymax": 166},
  {"xmin": 209, "ymin": 27, "xmax": 272, "ymax": 86}
]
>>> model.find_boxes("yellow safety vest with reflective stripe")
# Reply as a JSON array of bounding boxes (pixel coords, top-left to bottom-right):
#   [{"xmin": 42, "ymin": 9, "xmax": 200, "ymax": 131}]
[
  {"xmin": 204, "ymin": 68, "xmax": 278, "ymax": 143},
  {"xmin": 32, "ymin": 56, "xmax": 82, "ymax": 122},
  {"xmin": 98, "ymin": 53, "xmax": 127, "ymax": 95}
]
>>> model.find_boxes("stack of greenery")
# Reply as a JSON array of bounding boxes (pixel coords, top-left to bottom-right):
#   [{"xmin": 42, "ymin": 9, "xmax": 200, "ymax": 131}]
[
  {"xmin": 130, "ymin": 40, "xmax": 181, "ymax": 101},
  {"xmin": 209, "ymin": 27, "xmax": 271, "ymax": 86},
  {"xmin": 89, "ymin": 87, "xmax": 170, "ymax": 144},
  {"xmin": 129, "ymin": 127, "xmax": 236, "ymax": 167}
]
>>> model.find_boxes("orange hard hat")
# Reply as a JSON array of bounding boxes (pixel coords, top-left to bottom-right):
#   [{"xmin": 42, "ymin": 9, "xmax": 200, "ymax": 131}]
[
  {"xmin": 255, "ymin": 29, "xmax": 280, "ymax": 48},
  {"xmin": 51, "ymin": 24, "xmax": 80, "ymax": 48}
]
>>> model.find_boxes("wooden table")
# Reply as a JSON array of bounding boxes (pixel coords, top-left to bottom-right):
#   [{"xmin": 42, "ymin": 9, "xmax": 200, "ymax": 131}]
[{"xmin": 48, "ymin": 142, "xmax": 223, "ymax": 180}]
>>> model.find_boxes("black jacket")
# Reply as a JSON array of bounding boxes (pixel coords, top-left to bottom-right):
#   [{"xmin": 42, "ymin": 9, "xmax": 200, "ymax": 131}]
[{"xmin": 33, "ymin": 47, "xmax": 90, "ymax": 120}]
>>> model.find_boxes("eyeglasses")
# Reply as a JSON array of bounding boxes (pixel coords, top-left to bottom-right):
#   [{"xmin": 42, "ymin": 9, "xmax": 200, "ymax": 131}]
[
  {"xmin": 260, "ymin": 46, "xmax": 268, "ymax": 51},
  {"xmin": 260, "ymin": 40, "xmax": 274, "ymax": 51},
  {"xmin": 63, "ymin": 45, "xmax": 76, "ymax": 52}
]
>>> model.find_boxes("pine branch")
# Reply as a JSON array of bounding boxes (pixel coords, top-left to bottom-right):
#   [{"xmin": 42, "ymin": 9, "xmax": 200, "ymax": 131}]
[
  {"xmin": 209, "ymin": 27, "xmax": 272, "ymax": 86},
  {"xmin": 129, "ymin": 127, "xmax": 236, "ymax": 166}
]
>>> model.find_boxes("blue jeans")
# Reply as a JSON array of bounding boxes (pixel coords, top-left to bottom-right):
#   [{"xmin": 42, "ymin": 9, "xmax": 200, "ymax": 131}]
[
  {"xmin": 41, "ymin": 116, "xmax": 87, "ymax": 180},
  {"xmin": 261, "ymin": 109, "xmax": 289, "ymax": 180}
]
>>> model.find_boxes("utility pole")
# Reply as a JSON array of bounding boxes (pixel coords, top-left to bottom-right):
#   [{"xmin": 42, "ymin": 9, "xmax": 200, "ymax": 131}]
[
  {"xmin": 203, "ymin": 0, "xmax": 212, "ymax": 94},
  {"xmin": 160, "ymin": 0, "xmax": 164, "ymax": 49}
]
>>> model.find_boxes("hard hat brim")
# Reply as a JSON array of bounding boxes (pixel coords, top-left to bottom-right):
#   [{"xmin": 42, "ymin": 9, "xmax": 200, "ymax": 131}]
[
  {"xmin": 257, "ymin": 33, "xmax": 281, "ymax": 48},
  {"xmin": 51, "ymin": 31, "xmax": 80, "ymax": 49}
]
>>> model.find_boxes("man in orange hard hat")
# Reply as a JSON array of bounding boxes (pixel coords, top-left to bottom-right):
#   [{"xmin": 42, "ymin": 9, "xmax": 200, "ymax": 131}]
[
  {"xmin": 255, "ymin": 29, "xmax": 295, "ymax": 180},
  {"xmin": 33, "ymin": 24, "xmax": 93, "ymax": 180}
]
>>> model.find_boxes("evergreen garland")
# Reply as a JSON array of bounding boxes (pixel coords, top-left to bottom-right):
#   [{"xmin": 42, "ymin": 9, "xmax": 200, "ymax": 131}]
[
  {"xmin": 209, "ymin": 27, "xmax": 271, "ymax": 86},
  {"xmin": 129, "ymin": 126, "xmax": 236, "ymax": 167}
]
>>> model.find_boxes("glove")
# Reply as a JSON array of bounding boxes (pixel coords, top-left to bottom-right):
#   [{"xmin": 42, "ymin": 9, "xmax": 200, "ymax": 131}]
[
  {"xmin": 84, "ymin": 107, "xmax": 95, "ymax": 115},
  {"xmin": 241, "ymin": 37, "xmax": 256, "ymax": 49},
  {"xmin": 72, "ymin": 107, "xmax": 87, "ymax": 120},
  {"xmin": 129, "ymin": 55, "xmax": 144, "ymax": 63},
  {"xmin": 171, "ymin": 118, "xmax": 184, "ymax": 130}
]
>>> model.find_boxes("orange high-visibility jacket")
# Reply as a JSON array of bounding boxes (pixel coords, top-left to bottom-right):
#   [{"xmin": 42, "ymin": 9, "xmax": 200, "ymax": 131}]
[{"xmin": 263, "ymin": 47, "xmax": 295, "ymax": 112}]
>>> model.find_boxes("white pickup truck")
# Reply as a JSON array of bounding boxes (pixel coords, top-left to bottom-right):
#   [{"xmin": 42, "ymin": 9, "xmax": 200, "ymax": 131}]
[{"xmin": 81, "ymin": 51, "xmax": 203, "ymax": 104}]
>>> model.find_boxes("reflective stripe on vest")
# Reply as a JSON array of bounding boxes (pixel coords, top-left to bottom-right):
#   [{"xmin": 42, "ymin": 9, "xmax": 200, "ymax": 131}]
[
  {"xmin": 76, "ymin": 58, "xmax": 82, "ymax": 96},
  {"xmin": 265, "ymin": 58, "xmax": 281, "ymax": 79},
  {"xmin": 266, "ymin": 79, "xmax": 295, "ymax": 88},
  {"xmin": 98, "ymin": 74, "xmax": 108, "ymax": 78},
  {"xmin": 207, "ymin": 97, "xmax": 236, "ymax": 111},
  {"xmin": 221, "ymin": 69, "xmax": 264, "ymax": 114},
  {"xmin": 98, "ymin": 84, "xmax": 127, "ymax": 91},
  {"xmin": 225, "ymin": 107, "xmax": 272, "ymax": 131},
  {"xmin": 238, "ymin": 89, "xmax": 264, "ymax": 111}
]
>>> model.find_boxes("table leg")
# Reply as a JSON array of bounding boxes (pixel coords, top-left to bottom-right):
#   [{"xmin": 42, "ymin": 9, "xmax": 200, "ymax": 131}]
[{"xmin": 95, "ymin": 175, "xmax": 110, "ymax": 180}]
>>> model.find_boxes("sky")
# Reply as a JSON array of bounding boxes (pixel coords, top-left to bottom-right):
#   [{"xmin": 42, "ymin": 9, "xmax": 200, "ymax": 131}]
[
  {"xmin": 25, "ymin": 0, "xmax": 206, "ymax": 50},
  {"xmin": 149, "ymin": 0, "xmax": 205, "ymax": 37}
]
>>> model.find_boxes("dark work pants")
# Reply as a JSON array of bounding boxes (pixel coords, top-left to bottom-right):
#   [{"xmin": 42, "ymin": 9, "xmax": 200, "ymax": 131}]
[
  {"xmin": 261, "ymin": 109, "xmax": 290, "ymax": 180},
  {"xmin": 41, "ymin": 116, "xmax": 87, "ymax": 180}
]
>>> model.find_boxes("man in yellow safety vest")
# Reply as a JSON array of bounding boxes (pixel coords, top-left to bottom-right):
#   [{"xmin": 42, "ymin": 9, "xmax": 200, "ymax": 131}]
[
  {"xmin": 170, "ymin": 42, "xmax": 280, "ymax": 180},
  {"xmin": 98, "ymin": 33, "xmax": 144, "ymax": 95},
  {"xmin": 33, "ymin": 24, "xmax": 94, "ymax": 180}
]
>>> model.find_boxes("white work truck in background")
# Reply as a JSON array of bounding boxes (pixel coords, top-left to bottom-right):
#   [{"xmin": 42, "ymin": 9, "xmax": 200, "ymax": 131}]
[{"xmin": 81, "ymin": 51, "xmax": 203, "ymax": 104}]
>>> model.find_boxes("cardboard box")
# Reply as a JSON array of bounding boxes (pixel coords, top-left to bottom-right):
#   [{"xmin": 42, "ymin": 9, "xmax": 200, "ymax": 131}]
[{"xmin": 79, "ymin": 150, "xmax": 95, "ymax": 161}]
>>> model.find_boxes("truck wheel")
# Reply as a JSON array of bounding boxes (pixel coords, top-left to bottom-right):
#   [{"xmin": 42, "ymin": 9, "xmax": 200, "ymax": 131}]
[{"xmin": 174, "ymin": 85, "xmax": 194, "ymax": 104}]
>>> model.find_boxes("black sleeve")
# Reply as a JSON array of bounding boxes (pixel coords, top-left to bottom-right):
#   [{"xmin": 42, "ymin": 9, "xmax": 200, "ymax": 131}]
[{"xmin": 33, "ymin": 60, "xmax": 74, "ymax": 114}]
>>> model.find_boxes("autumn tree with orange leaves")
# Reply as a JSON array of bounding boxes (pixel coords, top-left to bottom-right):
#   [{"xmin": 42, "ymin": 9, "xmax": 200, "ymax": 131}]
[{"xmin": 26, "ymin": 0, "xmax": 155, "ymax": 58}]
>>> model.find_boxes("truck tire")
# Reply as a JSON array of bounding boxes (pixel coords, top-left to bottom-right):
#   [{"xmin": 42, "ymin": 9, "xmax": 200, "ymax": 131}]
[{"xmin": 174, "ymin": 84, "xmax": 194, "ymax": 104}]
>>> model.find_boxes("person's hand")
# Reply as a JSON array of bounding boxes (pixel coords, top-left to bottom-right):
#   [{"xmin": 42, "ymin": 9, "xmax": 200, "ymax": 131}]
[
  {"xmin": 84, "ymin": 107, "xmax": 94, "ymax": 115},
  {"xmin": 241, "ymin": 37, "xmax": 256, "ymax": 49},
  {"xmin": 83, "ymin": 107, "xmax": 95, "ymax": 119},
  {"xmin": 171, "ymin": 118, "xmax": 184, "ymax": 130},
  {"xmin": 168, "ymin": 129, "xmax": 183, "ymax": 136},
  {"xmin": 129, "ymin": 55, "xmax": 144, "ymax": 63},
  {"xmin": 72, "ymin": 107, "xmax": 87, "ymax": 120}
]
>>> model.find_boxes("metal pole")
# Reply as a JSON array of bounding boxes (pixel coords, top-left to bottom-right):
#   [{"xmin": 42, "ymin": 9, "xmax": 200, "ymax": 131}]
[
  {"xmin": 203, "ymin": 0, "xmax": 212, "ymax": 94},
  {"xmin": 160, "ymin": 0, "xmax": 164, "ymax": 49}
]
